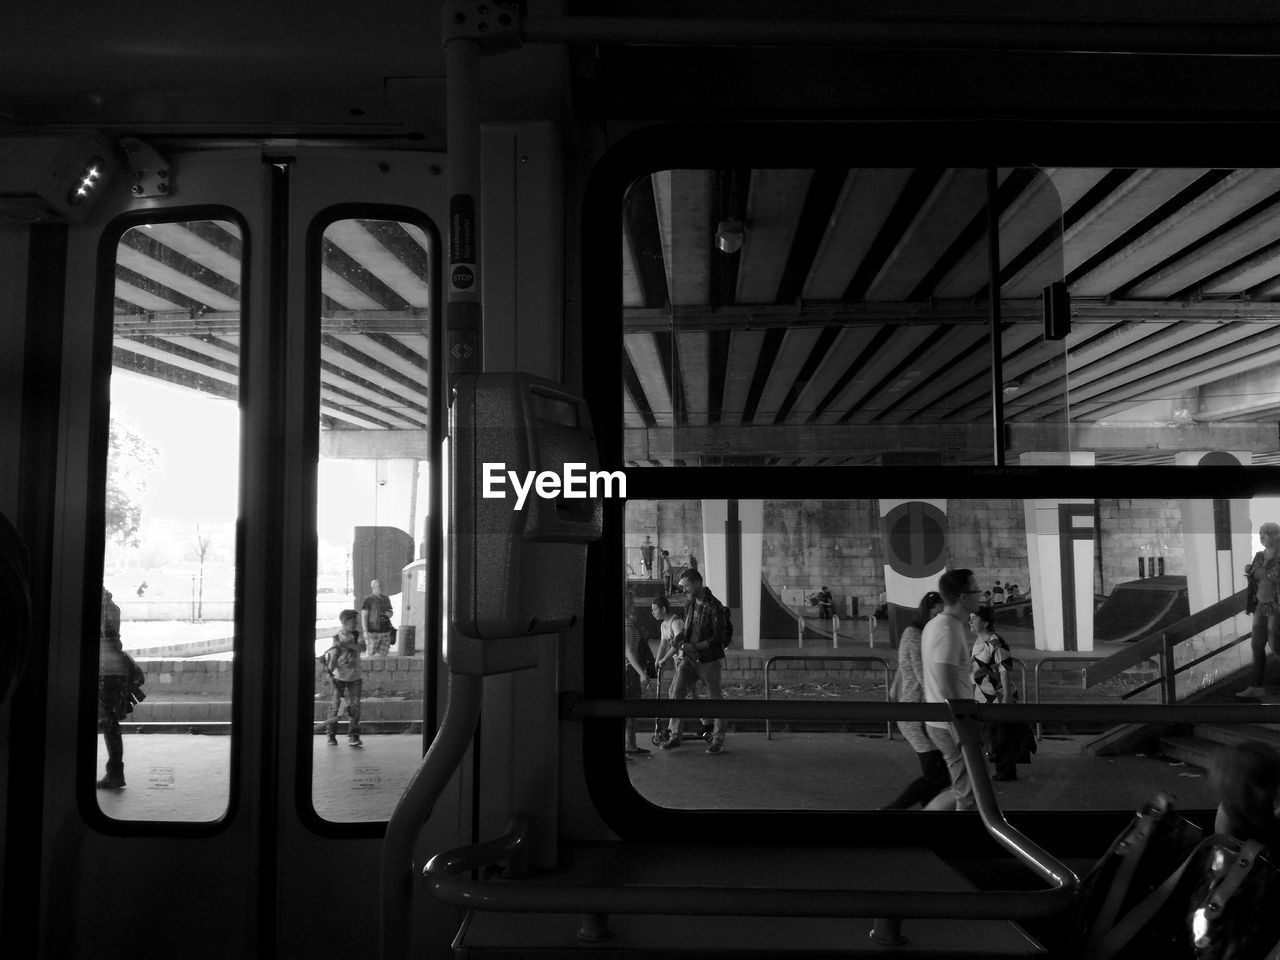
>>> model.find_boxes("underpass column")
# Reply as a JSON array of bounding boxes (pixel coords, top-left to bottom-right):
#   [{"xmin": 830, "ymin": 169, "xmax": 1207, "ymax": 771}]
[
  {"xmin": 1020, "ymin": 452, "xmax": 1095, "ymax": 652},
  {"xmin": 1177, "ymin": 450, "xmax": 1254, "ymax": 674}
]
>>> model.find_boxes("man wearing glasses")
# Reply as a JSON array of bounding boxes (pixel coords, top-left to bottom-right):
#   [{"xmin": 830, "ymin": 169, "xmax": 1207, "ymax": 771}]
[{"xmin": 922, "ymin": 568, "xmax": 984, "ymax": 811}]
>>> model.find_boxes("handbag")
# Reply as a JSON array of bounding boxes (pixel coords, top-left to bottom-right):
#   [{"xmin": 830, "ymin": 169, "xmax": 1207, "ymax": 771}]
[
  {"xmin": 1087, "ymin": 834, "xmax": 1280, "ymax": 960},
  {"xmin": 1073, "ymin": 792, "xmax": 1203, "ymax": 957},
  {"xmin": 1183, "ymin": 837, "xmax": 1280, "ymax": 960}
]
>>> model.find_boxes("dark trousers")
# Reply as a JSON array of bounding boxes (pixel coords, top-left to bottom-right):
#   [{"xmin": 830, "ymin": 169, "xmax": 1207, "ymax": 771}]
[
  {"xmin": 883, "ymin": 749, "xmax": 950, "ymax": 809},
  {"xmin": 987, "ymin": 721, "xmax": 1034, "ymax": 779},
  {"xmin": 326, "ymin": 679, "xmax": 362, "ymax": 736},
  {"xmin": 1250, "ymin": 602, "xmax": 1280, "ymax": 686}
]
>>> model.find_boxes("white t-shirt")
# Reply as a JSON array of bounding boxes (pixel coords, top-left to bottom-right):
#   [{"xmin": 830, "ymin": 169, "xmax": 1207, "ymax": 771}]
[{"xmin": 921, "ymin": 611, "xmax": 971, "ymax": 729}]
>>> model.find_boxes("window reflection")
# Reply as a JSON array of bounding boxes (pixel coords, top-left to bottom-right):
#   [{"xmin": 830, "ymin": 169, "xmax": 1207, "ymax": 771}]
[{"xmin": 99, "ymin": 218, "xmax": 242, "ymax": 821}]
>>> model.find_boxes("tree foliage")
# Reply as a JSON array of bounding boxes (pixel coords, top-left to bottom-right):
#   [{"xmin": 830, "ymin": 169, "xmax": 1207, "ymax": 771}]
[{"xmin": 105, "ymin": 419, "xmax": 157, "ymax": 547}]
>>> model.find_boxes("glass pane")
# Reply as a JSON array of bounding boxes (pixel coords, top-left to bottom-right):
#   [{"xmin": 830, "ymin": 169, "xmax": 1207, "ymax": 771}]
[
  {"xmin": 1057, "ymin": 168, "xmax": 1280, "ymax": 466},
  {"xmin": 624, "ymin": 494, "xmax": 1258, "ymax": 811},
  {"xmin": 311, "ymin": 217, "xmax": 433, "ymax": 822},
  {"xmin": 622, "ymin": 168, "xmax": 1069, "ymax": 466},
  {"xmin": 99, "ymin": 218, "xmax": 242, "ymax": 821}
]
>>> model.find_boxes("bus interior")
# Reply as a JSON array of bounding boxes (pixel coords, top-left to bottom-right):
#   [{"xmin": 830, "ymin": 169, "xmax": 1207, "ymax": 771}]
[{"xmin": 6, "ymin": 3, "xmax": 1280, "ymax": 958}]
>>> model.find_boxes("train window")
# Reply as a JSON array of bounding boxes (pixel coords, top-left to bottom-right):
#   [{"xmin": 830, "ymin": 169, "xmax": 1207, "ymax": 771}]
[
  {"xmin": 622, "ymin": 165, "xmax": 1280, "ymax": 468},
  {"xmin": 1053, "ymin": 167, "xmax": 1280, "ymax": 467},
  {"xmin": 621, "ymin": 167, "xmax": 1070, "ymax": 466},
  {"xmin": 623, "ymin": 493, "xmax": 1258, "ymax": 812},
  {"xmin": 309, "ymin": 216, "xmax": 433, "ymax": 822},
  {"xmin": 99, "ymin": 218, "xmax": 243, "ymax": 821}
]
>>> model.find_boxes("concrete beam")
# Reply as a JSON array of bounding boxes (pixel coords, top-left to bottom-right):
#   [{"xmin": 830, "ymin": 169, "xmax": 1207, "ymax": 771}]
[
  {"xmin": 625, "ymin": 420, "xmax": 1280, "ymax": 461},
  {"xmin": 1010, "ymin": 421, "xmax": 1278, "ymax": 453},
  {"xmin": 622, "ymin": 298, "xmax": 1280, "ymax": 332},
  {"xmin": 319, "ymin": 430, "xmax": 432, "ymax": 460},
  {"xmin": 1197, "ymin": 363, "xmax": 1280, "ymax": 421}
]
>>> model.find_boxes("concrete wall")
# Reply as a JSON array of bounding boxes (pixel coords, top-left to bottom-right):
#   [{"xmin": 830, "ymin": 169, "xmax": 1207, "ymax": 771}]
[
  {"xmin": 947, "ymin": 498, "xmax": 1031, "ymax": 596},
  {"xmin": 762, "ymin": 499, "xmax": 882, "ymax": 617},
  {"xmin": 130, "ymin": 655, "xmax": 425, "ymax": 701},
  {"xmin": 117, "ymin": 598, "xmax": 352, "ymax": 622},
  {"xmin": 626, "ymin": 497, "xmax": 1160, "ymax": 621},
  {"xmin": 1096, "ymin": 498, "xmax": 1184, "ymax": 595},
  {"xmin": 624, "ymin": 500, "xmax": 703, "ymax": 575}
]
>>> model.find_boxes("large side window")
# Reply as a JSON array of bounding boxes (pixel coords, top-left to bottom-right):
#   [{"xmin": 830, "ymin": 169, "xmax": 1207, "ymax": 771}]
[
  {"xmin": 622, "ymin": 166, "xmax": 1280, "ymax": 467},
  {"xmin": 98, "ymin": 217, "xmax": 243, "ymax": 821},
  {"xmin": 621, "ymin": 167, "xmax": 1069, "ymax": 466},
  {"xmin": 308, "ymin": 215, "xmax": 435, "ymax": 823},
  {"xmin": 604, "ymin": 152, "xmax": 1280, "ymax": 824}
]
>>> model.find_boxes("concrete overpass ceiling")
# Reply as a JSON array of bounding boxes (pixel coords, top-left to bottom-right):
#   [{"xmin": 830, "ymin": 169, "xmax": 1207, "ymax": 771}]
[
  {"xmin": 110, "ymin": 215, "xmax": 432, "ymax": 437},
  {"xmin": 101, "ymin": 163, "xmax": 1280, "ymax": 462},
  {"xmin": 620, "ymin": 165, "xmax": 1280, "ymax": 465}
]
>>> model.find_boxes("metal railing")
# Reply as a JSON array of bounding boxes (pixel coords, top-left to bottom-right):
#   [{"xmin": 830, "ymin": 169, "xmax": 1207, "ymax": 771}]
[
  {"xmin": 1085, "ymin": 589, "xmax": 1249, "ymax": 704},
  {"xmin": 763, "ymin": 654, "xmax": 892, "ymax": 739},
  {"xmin": 424, "ymin": 699, "xmax": 1082, "ymax": 945},
  {"xmin": 407, "ymin": 693, "xmax": 1280, "ymax": 954},
  {"xmin": 1031, "ymin": 656, "xmax": 1102, "ymax": 739}
]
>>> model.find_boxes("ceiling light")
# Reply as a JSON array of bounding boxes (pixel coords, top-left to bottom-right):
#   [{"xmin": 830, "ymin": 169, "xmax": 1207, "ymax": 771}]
[
  {"xmin": 67, "ymin": 157, "xmax": 107, "ymax": 206},
  {"xmin": 1002, "ymin": 381, "xmax": 1021, "ymax": 397}
]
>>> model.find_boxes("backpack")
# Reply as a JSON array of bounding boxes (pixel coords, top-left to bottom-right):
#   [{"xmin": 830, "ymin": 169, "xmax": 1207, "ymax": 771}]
[
  {"xmin": 630, "ymin": 617, "xmax": 657, "ymax": 679},
  {"xmin": 721, "ymin": 607, "xmax": 733, "ymax": 649},
  {"xmin": 634, "ymin": 634, "xmax": 655, "ymax": 680}
]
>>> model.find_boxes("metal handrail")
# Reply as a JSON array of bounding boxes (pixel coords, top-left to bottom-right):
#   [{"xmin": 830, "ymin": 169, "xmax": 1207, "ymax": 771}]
[
  {"xmin": 424, "ymin": 699, "xmax": 1079, "ymax": 940},
  {"xmin": 1085, "ymin": 589, "xmax": 1248, "ymax": 694},
  {"xmin": 381, "ymin": 673, "xmax": 484, "ymax": 960},
  {"xmin": 762, "ymin": 654, "xmax": 892, "ymax": 739},
  {"xmin": 1121, "ymin": 634, "xmax": 1250, "ymax": 703},
  {"xmin": 582, "ymin": 694, "xmax": 1280, "ymax": 725},
  {"xmin": 1032, "ymin": 656, "xmax": 1103, "ymax": 739}
]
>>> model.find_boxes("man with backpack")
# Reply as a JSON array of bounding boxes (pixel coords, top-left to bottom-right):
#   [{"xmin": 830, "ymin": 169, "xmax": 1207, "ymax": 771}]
[{"xmin": 661, "ymin": 569, "xmax": 732, "ymax": 755}]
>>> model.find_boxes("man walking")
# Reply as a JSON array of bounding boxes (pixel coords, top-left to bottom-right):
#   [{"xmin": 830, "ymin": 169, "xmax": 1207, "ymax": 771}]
[
  {"xmin": 922, "ymin": 568, "xmax": 983, "ymax": 810},
  {"xmin": 361, "ymin": 578, "xmax": 395, "ymax": 657},
  {"xmin": 661, "ymin": 570, "xmax": 731, "ymax": 754}
]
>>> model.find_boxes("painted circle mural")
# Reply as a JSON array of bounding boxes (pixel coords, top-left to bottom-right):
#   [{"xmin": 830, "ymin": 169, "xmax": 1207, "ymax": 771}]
[{"xmin": 882, "ymin": 501, "xmax": 948, "ymax": 578}]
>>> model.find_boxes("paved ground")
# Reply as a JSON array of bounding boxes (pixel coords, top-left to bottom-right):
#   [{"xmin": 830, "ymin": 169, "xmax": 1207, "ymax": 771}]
[
  {"xmin": 95, "ymin": 724, "xmax": 1220, "ymax": 826},
  {"xmin": 95, "ymin": 733, "xmax": 420, "ymax": 822}
]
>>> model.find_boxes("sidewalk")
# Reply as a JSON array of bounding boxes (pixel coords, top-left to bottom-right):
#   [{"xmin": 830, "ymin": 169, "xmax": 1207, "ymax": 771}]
[{"xmin": 95, "ymin": 727, "xmax": 1220, "ymax": 825}]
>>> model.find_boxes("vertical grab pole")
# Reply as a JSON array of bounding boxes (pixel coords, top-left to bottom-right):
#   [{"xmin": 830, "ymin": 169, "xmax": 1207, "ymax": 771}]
[
  {"xmin": 380, "ymin": 674, "xmax": 484, "ymax": 960},
  {"xmin": 381, "ymin": 14, "xmax": 486, "ymax": 960},
  {"xmin": 445, "ymin": 33, "xmax": 482, "ymax": 391}
]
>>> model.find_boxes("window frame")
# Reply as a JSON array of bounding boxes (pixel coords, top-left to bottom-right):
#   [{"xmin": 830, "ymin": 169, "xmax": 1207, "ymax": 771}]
[
  {"xmin": 81, "ymin": 205, "xmax": 250, "ymax": 836},
  {"xmin": 580, "ymin": 121, "xmax": 1280, "ymax": 856},
  {"xmin": 296, "ymin": 202, "xmax": 444, "ymax": 835}
]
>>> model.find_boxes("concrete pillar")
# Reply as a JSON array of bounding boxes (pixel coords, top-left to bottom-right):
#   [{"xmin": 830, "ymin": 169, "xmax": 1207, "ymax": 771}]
[
  {"xmin": 1020, "ymin": 452, "xmax": 1096, "ymax": 651},
  {"xmin": 1177, "ymin": 450, "xmax": 1254, "ymax": 653},
  {"xmin": 739, "ymin": 500, "xmax": 763, "ymax": 650},
  {"xmin": 696, "ymin": 499, "xmax": 760, "ymax": 649},
  {"xmin": 701, "ymin": 500, "xmax": 728, "ymax": 605},
  {"xmin": 1024, "ymin": 499, "xmax": 1096, "ymax": 651},
  {"xmin": 339, "ymin": 458, "xmax": 421, "ymax": 621},
  {"xmin": 879, "ymin": 500, "xmax": 949, "ymax": 635}
]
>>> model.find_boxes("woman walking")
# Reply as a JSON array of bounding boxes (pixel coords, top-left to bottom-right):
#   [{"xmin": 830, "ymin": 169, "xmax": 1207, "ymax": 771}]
[
  {"xmin": 970, "ymin": 604, "xmax": 1033, "ymax": 782},
  {"xmin": 882, "ymin": 591, "xmax": 951, "ymax": 809}
]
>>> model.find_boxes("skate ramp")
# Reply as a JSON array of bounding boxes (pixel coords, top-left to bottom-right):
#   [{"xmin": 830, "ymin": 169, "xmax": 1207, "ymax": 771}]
[
  {"xmin": 1094, "ymin": 575, "xmax": 1190, "ymax": 644},
  {"xmin": 759, "ymin": 575, "xmax": 862, "ymax": 643}
]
